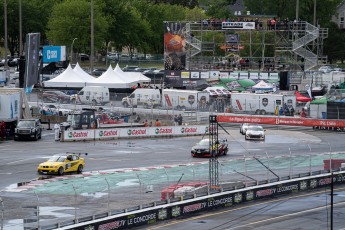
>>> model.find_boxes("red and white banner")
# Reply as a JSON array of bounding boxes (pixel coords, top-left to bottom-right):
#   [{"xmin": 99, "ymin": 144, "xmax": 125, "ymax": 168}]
[
  {"xmin": 62, "ymin": 125, "xmax": 208, "ymax": 142},
  {"xmin": 217, "ymin": 115, "xmax": 345, "ymax": 128}
]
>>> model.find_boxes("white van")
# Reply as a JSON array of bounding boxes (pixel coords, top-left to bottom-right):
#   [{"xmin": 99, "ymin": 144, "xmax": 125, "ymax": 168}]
[
  {"xmin": 122, "ymin": 88, "xmax": 161, "ymax": 108},
  {"xmin": 74, "ymin": 86, "xmax": 110, "ymax": 105}
]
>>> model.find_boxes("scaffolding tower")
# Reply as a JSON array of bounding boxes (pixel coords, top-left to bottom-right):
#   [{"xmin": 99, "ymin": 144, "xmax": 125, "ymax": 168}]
[{"xmin": 182, "ymin": 21, "xmax": 328, "ymax": 72}]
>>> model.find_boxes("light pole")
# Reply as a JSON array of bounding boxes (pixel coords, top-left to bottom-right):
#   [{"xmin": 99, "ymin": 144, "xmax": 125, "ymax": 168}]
[{"xmin": 70, "ymin": 38, "xmax": 78, "ymax": 64}]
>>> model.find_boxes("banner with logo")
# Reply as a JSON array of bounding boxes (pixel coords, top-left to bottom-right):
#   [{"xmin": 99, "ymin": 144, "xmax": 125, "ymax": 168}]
[
  {"xmin": 217, "ymin": 115, "xmax": 345, "ymax": 128},
  {"xmin": 95, "ymin": 129, "xmax": 120, "ymax": 139},
  {"xmin": 222, "ymin": 22, "xmax": 255, "ymax": 30},
  {"xmin": 62, "ymin": 125, "xmax": 208, "ymax": 142},
  {"xmin": 64, "ymin": 130, "xmax": 94, "ymax": 140}
]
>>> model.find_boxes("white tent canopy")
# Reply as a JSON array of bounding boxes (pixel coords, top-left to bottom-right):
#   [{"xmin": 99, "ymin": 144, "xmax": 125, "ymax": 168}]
[
  {"xmin": 73, "ymin": 63, "xmax": 95, "ymax": 82},
  {"xmin": 89, "ymin": 66, "xmax": 131, "ymax": 88},
  {"xmin": 252, "ymin": 80, "xmax": 273, "ymax": 93},
  {"xmin": 44, "ymin": 64, "xmax": 88, "ymax": 88},
  {"xmin": 114, "ymin": 64, "xmax": 151, "ymax": 83}
]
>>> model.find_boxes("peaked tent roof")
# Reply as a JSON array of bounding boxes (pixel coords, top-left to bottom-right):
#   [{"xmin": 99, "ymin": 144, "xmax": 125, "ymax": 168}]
[
  {"xmin": 73, "ymin": 63, "xmax": 95, "ymax": 82},
  {"xmin": 114, "ymin": 64, "xmax": 151, "ymax": 83},
  {"xmin": 252, "ymin": 80, "xmax": 273, "ymax": 90},
  {"xmin": 43, "ymin": 64, "xmax": 87, "ymax": 88},
  {"xmin": 89, "ymin": 66, "xmax": 130, "ymax": 88}
]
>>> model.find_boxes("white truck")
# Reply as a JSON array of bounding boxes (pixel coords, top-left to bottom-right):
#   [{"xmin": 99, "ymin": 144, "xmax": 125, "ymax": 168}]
[
  {"xmin": 122, "ymin": 88, "xmax": 161, "ymax": 108},
  {"xmin": 0, "ymin": 88, "xmax": 31, "ymax": 125},
  {"xmin": 231, "ymin": 92, "xmax": 296, "ymax": 115},
  {"xmin": 162, "ymin": 89, "xmax": 210, "ymax": 110},
  {"xmin": 73, "ymin": 86, "xmax": 110, "ymax": 106}
]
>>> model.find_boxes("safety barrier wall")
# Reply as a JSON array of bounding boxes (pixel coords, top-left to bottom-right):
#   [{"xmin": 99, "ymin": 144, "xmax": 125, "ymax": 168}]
[
  {"xmin": 59, "ymin": 170, "xmax": 345, "ymax": 230},
  {"xmin": 217, "ymin": 115, "xmax": 345, "ymax": 128},
  {"xmin": 61, "ymin": 125, "xmax": 208, "ymax": 142}
]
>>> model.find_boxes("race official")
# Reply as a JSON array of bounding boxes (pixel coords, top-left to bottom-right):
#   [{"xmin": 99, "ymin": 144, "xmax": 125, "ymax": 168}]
[{"xmin": 54, "ymin": 122, "xmax": 60, "ymax": 141}]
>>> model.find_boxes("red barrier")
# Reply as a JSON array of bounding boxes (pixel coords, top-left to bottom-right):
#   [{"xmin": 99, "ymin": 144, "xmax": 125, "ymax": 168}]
[{"xmin": 217, "ymin": 115, "xmax": 345, "ymax": 128}]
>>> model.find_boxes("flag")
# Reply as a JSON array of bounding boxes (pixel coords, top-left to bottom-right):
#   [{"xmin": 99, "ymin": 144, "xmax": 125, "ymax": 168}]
[{"xmin": 24, "ymin": 85, "xmax": 34, "ymax": 94}]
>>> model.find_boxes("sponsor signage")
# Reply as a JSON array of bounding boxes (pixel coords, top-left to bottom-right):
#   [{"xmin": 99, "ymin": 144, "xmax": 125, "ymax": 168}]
[
  {"xmin": 126, "ymin": 128, "xmax": 147, "ymax": 136},
  {"xmin": 68, "ymin": 172, "xmax": 345, "ymax": 230},
  {"xmin": 222, "ymin": 22, "xmax": 255, "ymax": 30},
  {"xmin": 217, "ymin": 115, "xmax": 345, "ymax": 128},
  {"xmin": 43, "ymin": 46, "xmax": 66, "ymax": 63},
  {"xmin": 165, "ymin": 70, "xmax": 180, "ymax": 78},
  {"xmin": 155, "ymin": 127, "xmax": 173, "ymax": 135},
  {"xmin": 66, "ymin": 130, "xmax": 92, "ymax": 140},
  {"xmin": 96, "ymin": 129, "xmax": 119, "ymax": 139}
]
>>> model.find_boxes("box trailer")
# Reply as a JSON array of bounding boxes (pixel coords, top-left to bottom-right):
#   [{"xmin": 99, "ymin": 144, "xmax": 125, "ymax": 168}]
[
  {"xmin": 162, "ymin": 89, "xmax": 209, "ymax": 110},
  {"xmin": 231, "ymin": 92, "xmax": 296, "ymax": 115}
]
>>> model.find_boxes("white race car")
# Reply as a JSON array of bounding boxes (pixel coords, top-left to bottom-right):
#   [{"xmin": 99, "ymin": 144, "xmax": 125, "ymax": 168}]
[{"xmin": 245, "ymin": 125, "xmax": 265, "ymax": 141}]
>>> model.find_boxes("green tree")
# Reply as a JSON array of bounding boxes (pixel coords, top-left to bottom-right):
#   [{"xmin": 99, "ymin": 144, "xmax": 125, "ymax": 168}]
[
  {"xmin": 46, "ymin": 0, "xmax": 108, "ymax": 55},
  {"xmin": 244, "ymin": 0, "xmax": 341, "ymax": 26},
  {"xmin": 0, "ymin": 0, "xmax": 56, "ymax": 56},
  {"xmin": 323, "ymin": 22, "xmax": 345, "ymax": 64}
]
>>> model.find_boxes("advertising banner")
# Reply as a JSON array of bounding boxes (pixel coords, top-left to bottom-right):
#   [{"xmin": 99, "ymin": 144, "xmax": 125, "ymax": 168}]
[
  {"xmin": 95, "ymin": 129, "xmax": 120, "ymax": 139},
  {"xmin": 43, "ymin": 46, "xmax": 66, "ymax": 63},
  {"xmin": 122, "ymin": 127, "xmax": 150, "ymax": 137},
  {"xmin": 64, "ymin": 130, "xmax": 94, "ymax": 140},
  {"xmin": 222, "ymin": 22, "xmax": 255, "ymax": 30},
  {"xmin": 217, "ymin": 115, "xmax": 345, "ymax": 128}
]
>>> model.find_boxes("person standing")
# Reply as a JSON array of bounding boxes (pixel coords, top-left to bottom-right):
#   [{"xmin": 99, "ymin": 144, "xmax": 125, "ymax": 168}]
[
  {"xmin": 178, "ymin": 114, "xmax": 183, "ymax": 126},
  {"xmin": 144, "ymin": 120, "xmax": 149, "ymax": 127},
  {"xmin": 54, "ymin": 122, "xmax": 60, "ymax": 141},
  {"xmin": 174, "ymin": 115, "xmax": 178, "ymax": 126},
  {"xmin": 155, "ymin": 119, "xmax": 161, "ymax": 127}
]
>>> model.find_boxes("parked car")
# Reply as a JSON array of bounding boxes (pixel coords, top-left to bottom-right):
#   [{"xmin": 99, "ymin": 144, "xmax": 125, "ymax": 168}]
[
  {"xmin": 123, "ymin": 65, "xmax": 139, "ymax": 72},
  {"xmin": 245, "ymin": 125, "xmax": 265, "ymax": 141},
  {"xmin": 37, "ymin": 152, "xmax": 87, "ymax": 175},
  {"xmin": 45, "ymin": 104, "xmax": 72, "ymax": 116},
  {"xmin": 191, "ymin": 138, "xmax": 228, "ymax": 157},
  {"xmin": 318, "ymin": 66, "xmax": 333, "ymax": 73},
  {"xmin": 39, "ymin": 90, "xmax": 70, "ymax": 103},
  {"xmin": 79, "ymin": 53, "xmax": 90, "ymax": 61},
  {"xmin": 14, "ymin": 119, "xmax": 42, "ymax": 141},
  {"xmin": 91, "ymin": 68, "xmax": 107, "ymax": 77}
]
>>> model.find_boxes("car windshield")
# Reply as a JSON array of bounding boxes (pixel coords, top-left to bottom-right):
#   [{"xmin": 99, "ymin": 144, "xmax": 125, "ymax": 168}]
[
  {"xmin": 197, "ymin": 139, "xmax": 209, "ymax": 146},
  {"xmin": 47, "ymin": 155, "xmax": 66, "ymax": 162},
  {"xmin": 17, "ymin": 120, "xmax": 35, "ymax": 128},
  {"xmin": 248, "ymin": 126, "xmax": 263, "ymax": 131}
]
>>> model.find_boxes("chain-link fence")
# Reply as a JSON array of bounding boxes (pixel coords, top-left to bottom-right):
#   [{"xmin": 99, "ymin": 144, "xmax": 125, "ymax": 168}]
[{"xmin": 1, "ymin": 148, "xmax": 345, "ymax": 229}]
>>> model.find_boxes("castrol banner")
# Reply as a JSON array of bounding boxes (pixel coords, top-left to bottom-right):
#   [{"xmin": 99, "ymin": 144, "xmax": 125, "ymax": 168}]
[
  {"xmin": 64, "ymin": 130, "xmax": 94, "ymax": 140},
  {"xmin": 61, "ymin": 125, "xmax": 208, "ymax": 142},
  {"xmin": 122, "ymin": 128, "xmax": 149, "ymax": 137},
  {"xmin": 95, "ymin": 129, "xmax": 120, "ymax": 139},
  {"xmin": 217, "ymin": 115, "xmax": 345, "ymax": 128}
]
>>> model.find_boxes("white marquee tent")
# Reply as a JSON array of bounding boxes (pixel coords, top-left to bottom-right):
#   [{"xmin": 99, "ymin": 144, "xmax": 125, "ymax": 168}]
[
  {"xmin": 114, "ymin": 64, "xmax": 151, "ymax": 83},
  {"xmin": 252, "ymin": 80, "xmax": 273, "ymax": 93},
  {"xmin": 44, "ymin": 64, "xmax": 88, "ymax": 88},
  {"xmin": 89, "ymin": 66, "xmax": 132, "ymax": 88},
  {"xmin": 73, "ymin": 63, "xmax": 95, "ymax": 82}
]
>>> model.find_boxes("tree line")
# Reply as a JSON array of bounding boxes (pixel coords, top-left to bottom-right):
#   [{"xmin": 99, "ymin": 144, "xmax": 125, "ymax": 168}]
[{"xmin": 0, "ymin": 0, "xmax": 343, "ymax": 63}]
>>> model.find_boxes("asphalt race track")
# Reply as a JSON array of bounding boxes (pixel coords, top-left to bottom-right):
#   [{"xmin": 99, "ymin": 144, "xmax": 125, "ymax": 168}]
[{"xmin": 0, "ymin": 124, "xmax": 345, "ymax": 229}]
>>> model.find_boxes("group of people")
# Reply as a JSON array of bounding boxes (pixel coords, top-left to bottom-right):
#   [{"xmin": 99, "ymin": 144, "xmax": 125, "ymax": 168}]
[
  {"xmin": 173, "ymin": 114, "xmax": 183, "ymax": 126},
  {"xmin": 143, "ymin": 119, "xmax": 161, "ymax": 127}
]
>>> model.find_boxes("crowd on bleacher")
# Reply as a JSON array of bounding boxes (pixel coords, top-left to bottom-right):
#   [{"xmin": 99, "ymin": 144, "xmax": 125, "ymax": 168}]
[{"xmin": 201, "ymin": 17, "xmax": 302, "ymax": 31}]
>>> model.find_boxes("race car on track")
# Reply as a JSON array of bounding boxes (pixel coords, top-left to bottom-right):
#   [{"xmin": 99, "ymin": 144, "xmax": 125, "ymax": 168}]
[
  {"xmin": 245, "ymin": 125, "xmax": 265, "ymax": 141},
  {"xmin": 191, "ymin": 138, "xmax": 228, "ymax": 157},
  {"xmin": 37, "ymin": 153, "xmax": 87, "ymax": 175}
]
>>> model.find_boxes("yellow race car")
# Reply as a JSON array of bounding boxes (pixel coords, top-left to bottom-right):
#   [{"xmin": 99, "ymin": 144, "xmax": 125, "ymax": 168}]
[{"xmin": 37, "ymin": 153, "xmax": 87, "ymax": 175}]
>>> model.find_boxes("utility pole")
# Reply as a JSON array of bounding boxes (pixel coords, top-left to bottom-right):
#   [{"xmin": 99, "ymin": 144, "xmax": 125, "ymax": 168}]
[
  {"xmin": 296, "ymin": 0, "xmax": 299, "ymax": 20},
  {"xmin": 19, "ymin": 0, "xmax": 23, "ymax": 55},
  {"xmin": 313, "ymin": 0, "xmax": 317, "ymax": 26},
  {"xmin": 90, "ymin": 0, "xmax": 94, "ymax": 72}
]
